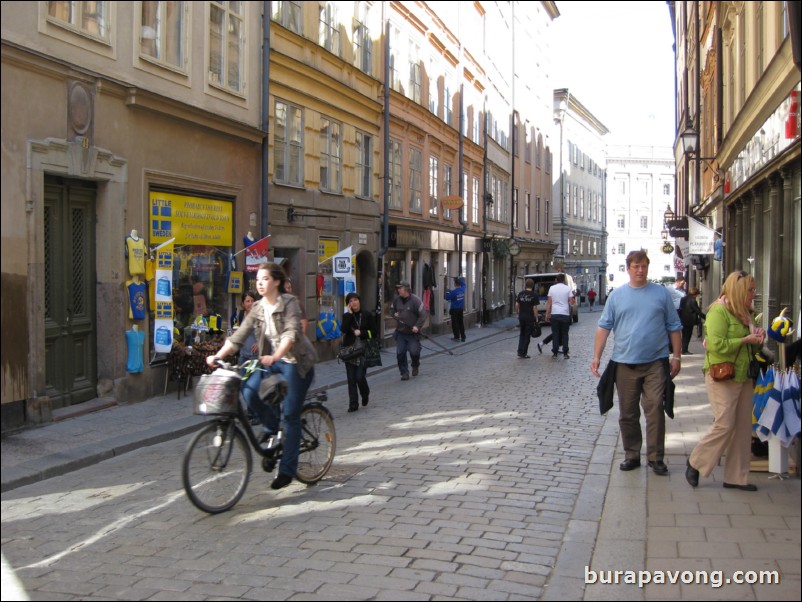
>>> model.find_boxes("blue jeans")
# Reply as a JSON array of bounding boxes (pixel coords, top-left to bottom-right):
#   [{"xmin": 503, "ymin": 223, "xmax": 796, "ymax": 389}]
[
  {"xmin": 241, "ymin": 361, "xmax": 314, "ymax": 478},
  {"xmin": 550, "ymin": 314, "xmax": 571, "ymax": 355},
  {"xmin": 394, "ymin": 331, "xmax": 421, "ymax": 375}
]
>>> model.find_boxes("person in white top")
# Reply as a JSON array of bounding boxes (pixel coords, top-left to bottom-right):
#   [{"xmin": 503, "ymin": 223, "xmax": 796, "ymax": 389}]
[{"xmin": 544, "ymin": 273, "xmax": 575, "ymax": 359}]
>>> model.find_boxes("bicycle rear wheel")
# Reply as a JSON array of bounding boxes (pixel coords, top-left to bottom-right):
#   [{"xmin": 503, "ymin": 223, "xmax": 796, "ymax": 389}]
[
  {"xmin": 182, "ymin": 421, "xmax": 252, "ymax": 513},
  {"xmin": 296, "ymin": 404, "xmax": 336, "ymax": 484}
]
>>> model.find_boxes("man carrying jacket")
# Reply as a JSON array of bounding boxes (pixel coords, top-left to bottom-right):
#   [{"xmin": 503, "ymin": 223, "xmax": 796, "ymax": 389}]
[{"xmin": 390, "ymin": 281, "xmax": 428, "ymax": 380}]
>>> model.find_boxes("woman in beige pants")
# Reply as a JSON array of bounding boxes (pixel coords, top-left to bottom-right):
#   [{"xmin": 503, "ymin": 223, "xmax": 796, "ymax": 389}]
[{"xmin": 685, "ymin": 271, "xmax": 765, "ymax": 491}]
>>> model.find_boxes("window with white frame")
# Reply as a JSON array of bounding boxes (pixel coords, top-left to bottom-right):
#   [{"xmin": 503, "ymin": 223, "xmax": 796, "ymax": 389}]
[
  {"xmin": 388, "ymin": 139, "xmax": 402, "ymax": 210},
  {"xmin": 428, "ymin": 62, "xmax": 439, "ymax": 115},
  {"xmin": 618, "ymin": 243, "xmax": 626, "ymax": 254},
  {"xmin": 472, "ymin": 177, "xmax": 480, "ymax": 224},
  {"xmin": 318, "ymin": 2, "xmax": 340, "ymax": 55},
  {"xmin": 353, "ymin": 2, "xmax": 371, "ymax": 74},
  {"xmin": 535, "ymin": 195, "xmax": 541, "ymax": 232},
  {"xmin": 274, "ymin": 100, "xmax": 303, "ymax": 186},
  {"xmin": 389, "ymin": 25, "xmax": 401, "ymax": 92},
  {"xmin": 524, "ymin": 192, "xmax": 531, "ymax": 232},
  {"xmin": 48, "ymin": 1, "xmax": 110, "ymax": 40},
  {"xmin": 408, "ymin": 42, "xmax": 421, "ymax": 103},
  {"xmin": 640, "ymin": 215, "xmax": 648, "ymax": 229},
  {"xmin": 428, "ymin": 156, "xmax": 439, "ymax": 217},
  {"xmin": 663, "ymin": 183, "xmax": 671, "ymax": 195},
  {"xmin": 617, "ymin": 215, "xmax": 625, "ymax": 229},
  {"xmin": 573, "ymin": 185, "xmax": 579, "ymax": 216},
  {"xmin": 320, "ymin": 117, "xmax": 342, "ymax": 193},
  {"xmin": 512, "ymin": 188, "xmax": 518, "ymax": 229},
  {"xmin": 356, "ymin": 131, "xmax": 372, "ymax": 199},
  {"xmin": 544, "ymin": 199, "xmax": 550, "ymax": 234},
  {"xmin": 209, "ymin": 1, "xmax": 244, "ymax": 93},
  {"xmin": 272, "ymin": 1, "xmax": 301, "ymax": 33},
  {"xmin": 443, "ymin": 164, "xmax": 453, "ymax": 219},
  {"xmin": 141, "ymin": 1, "xmax": 185, "ymax": 69},
  {"xmin": 580, "ymin": 188, "xmax": 585, "ymax": 218},
  {"xmin": 444, "ymin": 78, "xmax": 453, "ymax": 125},
  {"xmin": 664, "ymin": 264, "xmax": 671, "ymax": 273},
  {"xmin": 409, "ymin": 147, "xmax": 422, "ymax": 212}
]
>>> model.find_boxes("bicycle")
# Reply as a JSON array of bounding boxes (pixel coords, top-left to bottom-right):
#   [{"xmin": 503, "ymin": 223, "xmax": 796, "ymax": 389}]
[{"xmin": 181, "ymin": 360, "xmax": 336, "ymax": 514}]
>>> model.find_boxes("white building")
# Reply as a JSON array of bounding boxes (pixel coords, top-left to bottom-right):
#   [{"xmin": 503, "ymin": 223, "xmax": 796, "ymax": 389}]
[{"xmin": 606, "ymin": 146, "xmax": 677, "ymax": 289}]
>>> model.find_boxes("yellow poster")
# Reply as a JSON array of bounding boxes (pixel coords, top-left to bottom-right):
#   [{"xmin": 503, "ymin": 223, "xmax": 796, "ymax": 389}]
[{"xmin": 150, "ymin": 192, "xmax": 233, "ymax": 246}]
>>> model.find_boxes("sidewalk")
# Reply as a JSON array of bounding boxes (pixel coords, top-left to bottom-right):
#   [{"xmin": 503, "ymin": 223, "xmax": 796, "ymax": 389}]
[{"xmin": 2, "ymin": 309, "xmax": 799, "ymax": 600}]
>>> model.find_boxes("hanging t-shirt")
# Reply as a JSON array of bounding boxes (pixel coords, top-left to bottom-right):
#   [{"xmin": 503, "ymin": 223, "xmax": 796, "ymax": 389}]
[
  {"xmin": 125, "ymin": 236, "xmax": 147, "ymax": 275},
  {"xmin": 125, "ymin": 328, "xmax": 145, "ymax": 373},
  {"xmin": 127, "ymin": 279, "xmax": 147, "ymax": 320}
]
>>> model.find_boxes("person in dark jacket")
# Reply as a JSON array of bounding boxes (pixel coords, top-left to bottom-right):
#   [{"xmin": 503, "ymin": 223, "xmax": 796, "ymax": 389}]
[
  {"xmin": 515, "ymin": 278, "xmax": 540, "ymax": 358},
  {"xmin": 679, "ymin": 287, "xmax": 705, "ymax": 354},
  {"xmin": 390, "ymin": 282, "xmax": 428, "ymax": 380},
  {"xmin": 444, "ymin": 277, "xmax": 467, "ymax": 341},
  {"xmin": 341, "ymin": 292, "xmax": 375, "ymax": 412}
]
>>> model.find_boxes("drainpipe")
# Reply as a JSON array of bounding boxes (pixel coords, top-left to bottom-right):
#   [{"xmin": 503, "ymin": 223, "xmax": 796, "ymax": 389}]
[
  {"xmin": 458, "ymin": 90, "xmax": 467, "ymax": 274},
  {"xmin": 481, "ymin": 97, "xmax": 489, "ymax": 325},
  {"xmin": 260, "ymin": 2, "xmax": 271, "ymax": 239},
  {"xmin": 377, "ymin": 11, "xmax": 390, "ymax": 323}
]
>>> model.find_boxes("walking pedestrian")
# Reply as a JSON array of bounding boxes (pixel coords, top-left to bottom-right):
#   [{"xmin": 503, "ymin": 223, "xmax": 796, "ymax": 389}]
[
  {"xmin": 590, "ymin": 250, "xmax": 683, "ymax": 475},
  {"xmin": 390, "ymin": 281, "xmax": 428, "ymax": 380},
  {"xmin": 544, "ymin": 274, "xmax": 575, "ymax": 359},
  {"xmin": 341, "ymin": 292, "xmax": 375, "ymax": 412},
  {"xmin": 444, "ymin": 277, "xmax": 467, "ymax": 341},
  {"xmin": 669, "ymin": 278, "xmax": 687, "ymax": 314},
  {"xmin": 679, "ymin": 287, "xmax": 705, "ymax": 354},
  {"xmin": 515, "ymin": 278, "xmax": 540, "ymax": 358},
  {"xmin": 587, "ymin": 287, "xmax": 597, "ymax": 312},
  {"xmin": 685, "ymin": 271, "xmax": 766, "ymax": 491}
]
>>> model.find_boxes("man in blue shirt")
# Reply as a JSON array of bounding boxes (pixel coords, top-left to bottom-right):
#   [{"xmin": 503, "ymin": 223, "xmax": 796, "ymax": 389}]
[
  {"xmin": 590, "ymin": 250, "xmax": 682, "ymax": 476},
  {"xmin": 444, "ymin": 277, "xmax": 467, "ymax": 342}
]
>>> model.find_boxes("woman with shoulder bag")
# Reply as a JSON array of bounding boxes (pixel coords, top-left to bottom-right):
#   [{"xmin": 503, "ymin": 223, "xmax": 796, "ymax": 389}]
[
  {"xmin": 685, "ymin": 271, "xmax": 766, "ymax": 492},
  {"xmin": 341, "ymin": 292, "xmax": 375, "ymax": 412}
]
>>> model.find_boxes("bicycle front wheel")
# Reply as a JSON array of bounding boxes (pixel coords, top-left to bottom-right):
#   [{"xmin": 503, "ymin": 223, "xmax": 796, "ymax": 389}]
[
  {"xmin": 182, "ymin": 421, "xmax": 252, "ymax": 513},
  {"xmin": 296, "ymin": 404, "xmax": 336, "ymax": 484}
]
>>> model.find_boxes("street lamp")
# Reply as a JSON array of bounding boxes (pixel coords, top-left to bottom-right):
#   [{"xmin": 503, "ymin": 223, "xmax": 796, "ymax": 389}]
[{"xmin": 680, "ymin": 127, "xmax": 720, "ymax": 208}]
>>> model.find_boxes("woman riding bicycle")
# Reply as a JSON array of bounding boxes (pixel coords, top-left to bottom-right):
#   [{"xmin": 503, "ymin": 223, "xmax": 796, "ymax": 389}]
[{"xmin": 207, "ymin": 262, "xmax": 317, "ymax": 490}]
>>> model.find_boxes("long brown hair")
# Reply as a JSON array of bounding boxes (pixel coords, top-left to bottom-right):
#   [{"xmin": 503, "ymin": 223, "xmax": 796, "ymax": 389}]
[
  {"xmin": 713, "ymin": 270, "xmax": 754, "ymax": 325},
  {"xmin": 258, "ymin": 262, "xmax": 287, "ymax": 294}
]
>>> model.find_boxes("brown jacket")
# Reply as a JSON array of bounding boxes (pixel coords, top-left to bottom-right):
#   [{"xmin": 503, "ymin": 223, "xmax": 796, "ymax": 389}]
[{"xmin": 228, "ymin": 294, "xmax": 317, "ymax": 377}]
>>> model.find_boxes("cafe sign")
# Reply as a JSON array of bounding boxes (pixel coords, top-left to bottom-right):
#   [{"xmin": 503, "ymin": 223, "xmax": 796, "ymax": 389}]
[{"xmin": 441, "ymin": 195, "xmax": 464, "ymax": 210}]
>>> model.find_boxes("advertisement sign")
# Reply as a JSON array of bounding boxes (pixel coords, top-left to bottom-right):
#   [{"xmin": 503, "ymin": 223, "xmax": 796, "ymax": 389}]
[{"xmin": 150, "ymin": 192, "xmax": 233, "ymax": 246}]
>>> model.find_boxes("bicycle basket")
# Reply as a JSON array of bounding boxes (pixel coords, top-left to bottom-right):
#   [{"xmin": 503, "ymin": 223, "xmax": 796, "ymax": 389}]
[{"xmin": 193, "ymin": 369, "xmax": 240, "ymax": 415}]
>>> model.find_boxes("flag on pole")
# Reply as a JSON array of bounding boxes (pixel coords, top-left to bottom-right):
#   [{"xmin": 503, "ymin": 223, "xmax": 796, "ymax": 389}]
[
  {"xmin": 331, "ymin": 246, "xmax": 353, "ymax": 279},
  {"xmin": 245, "ymin": 236, "xmax": 269, "ymax": 273}
]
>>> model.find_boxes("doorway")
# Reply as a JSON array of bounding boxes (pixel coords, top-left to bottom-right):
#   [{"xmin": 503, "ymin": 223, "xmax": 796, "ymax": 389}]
[{"xmin": 44, "ymin": 176, "xmax": 97, "ymax": 408}]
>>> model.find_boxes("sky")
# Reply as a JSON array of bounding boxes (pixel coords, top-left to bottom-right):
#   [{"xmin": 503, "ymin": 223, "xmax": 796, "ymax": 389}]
[{"xmin": 551, "ymin": 1, "xmax": 677, "ymax": 147}]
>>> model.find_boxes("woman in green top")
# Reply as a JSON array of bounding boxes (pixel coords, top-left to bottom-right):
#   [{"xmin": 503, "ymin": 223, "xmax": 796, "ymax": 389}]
[{"xmin": 686, "ymin": 271, "xmax": 766, "ymax": 491}]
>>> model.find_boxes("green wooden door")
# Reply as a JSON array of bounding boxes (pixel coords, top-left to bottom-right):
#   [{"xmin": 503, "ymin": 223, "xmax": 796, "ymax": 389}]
[{"xmin": 44, "ymin": 177, "xmax": 97, "ymax": 408}]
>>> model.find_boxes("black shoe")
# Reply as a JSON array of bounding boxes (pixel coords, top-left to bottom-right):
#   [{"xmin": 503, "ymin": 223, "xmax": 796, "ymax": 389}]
[
  {"xmin": 348, "ymin": 405, "xmax": 358, "ymax": 413},
  {"xmin": 648, "ymin": 460, "xmax": 669, "ymax": 475},
  {"xmin": 461, "ymin": 338, "xmax": 466, "ymax": 342},
  {"xmin": 517, "ymin": 354, "xmax": 531, "ymax": 359},
  {"xmin": 564, "ymin": 353, "xmax": 570, "ymax": 360},
  {"xmin": 685, "ymin": 459, "xmax": 699, "ymax": 487},
  {"xmin": 537, "ymin": 343, "xmax": 542, "ymax": 354},
  {"xmin": 270, "ymin": 473, "xmax": 293, "ymax": 490},
  {"xmin": 552, "ymin": 353, "xmax": 559, "ymax": 359},
  {"xmin": 723, "ymin": 482, "xmax": 757, "ymax": 491},
  {"xmin": 412, "ymin": 367, "xmax": 419, "ymax": 376},
  {"xmin": 619, "ymin": 459, "xmax": 641, "ymax": 471},
  {"xmin": 683, "ymin": 350, "xmax": 694, "ymax": 355},
  {"xmin": 452, "ymin": 337, "xmax": 461, "ymax": 341},
  {"xmin": 361, "ymin": 396, "xmax": 369, "ymax": 407},
  {"xmin": 401, "ymin": 373, "xmax": 410, "ymax": 381}
]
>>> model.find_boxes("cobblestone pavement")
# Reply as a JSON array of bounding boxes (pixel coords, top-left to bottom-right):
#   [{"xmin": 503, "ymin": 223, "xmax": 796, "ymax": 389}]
[{"xmin": 1, "ymin": 311, "xmax": 799, "ymax": 600}]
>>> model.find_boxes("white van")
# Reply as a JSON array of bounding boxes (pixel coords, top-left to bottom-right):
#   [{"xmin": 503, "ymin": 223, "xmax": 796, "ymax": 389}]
[{"xmin": 521, "ymin": 272, "xmax": 579, "ymax": 324}]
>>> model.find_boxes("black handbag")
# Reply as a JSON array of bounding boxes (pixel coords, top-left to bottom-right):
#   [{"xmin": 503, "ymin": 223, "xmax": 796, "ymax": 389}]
[
  {"xmin": 530, "ymin": 321, "xmax": 542, "ymax": 338},
  {"xmin": 337, "ymin": 338, "xmax": 365, "ymax": 362},
  {"xmin": 364, "ymin": 336, "xmax": 382, "ymax": 367}
]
